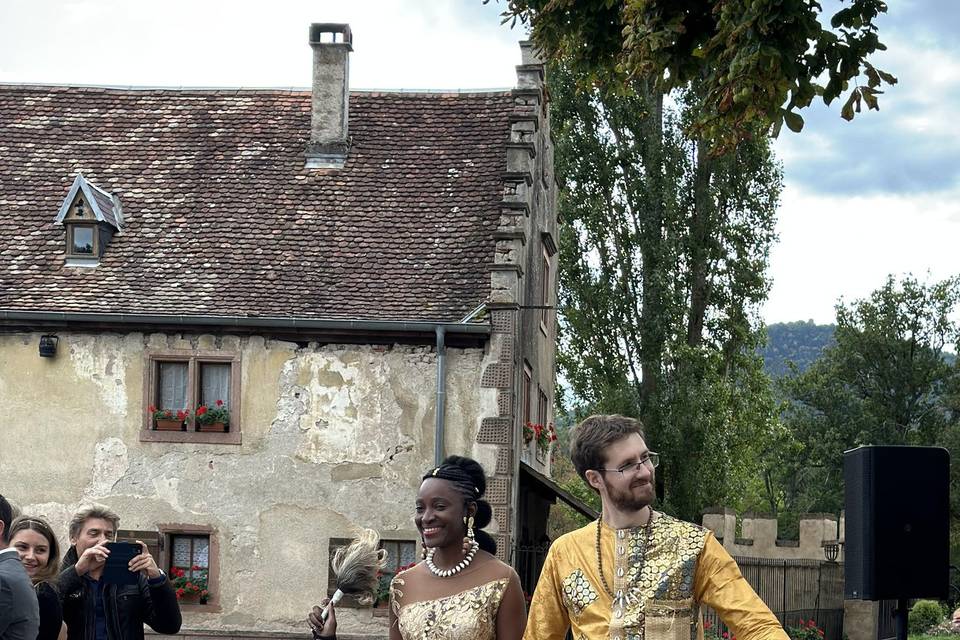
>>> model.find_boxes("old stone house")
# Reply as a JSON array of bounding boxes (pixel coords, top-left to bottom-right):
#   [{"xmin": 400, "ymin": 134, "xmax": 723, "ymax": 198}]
[{"xmin": 0, "ymin": 24, "xmax": 573, "ymax": 638}]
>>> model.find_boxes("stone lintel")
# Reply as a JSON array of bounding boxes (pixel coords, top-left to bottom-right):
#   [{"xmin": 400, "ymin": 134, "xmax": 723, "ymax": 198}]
[
  {"xmin": 493, "ymin": 229, "xmax": 527, "ymax": 244},
  {"xmin": 506, "ymin": 141, "xmax": 537, "ymax": 157},
  {"xmin": 503, "ymin": 171, "xmax": 533, "ymax": 186},
  {"xmin": 509, "ymin": 112, "xmax": 540, "ymax": 130},
  {"xmin": 501, "ymin": 201, "xmax": 530, "ymax": 215}
]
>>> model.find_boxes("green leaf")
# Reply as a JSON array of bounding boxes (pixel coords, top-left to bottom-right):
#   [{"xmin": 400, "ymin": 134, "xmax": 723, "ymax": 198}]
[
  {"xmin": 783, "ymin": 110, "xmax": 804, "ymax": 132},
  {"xmin": 877, "ymin": 69, "xmax": 898, "ymax": 85},
  {"xmin": 841, "ymin": 92, "xmax": 857, "ymax": 121}
]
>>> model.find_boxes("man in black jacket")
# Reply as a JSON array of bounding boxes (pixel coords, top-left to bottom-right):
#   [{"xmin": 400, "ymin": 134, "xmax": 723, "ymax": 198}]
[
  {"xmin": 0, "ymin": 494, "xmax": 39, "ymax": 640},
  {"xmin": 60, "ymin": 507, "xmax": 181, "ymax": 640}
]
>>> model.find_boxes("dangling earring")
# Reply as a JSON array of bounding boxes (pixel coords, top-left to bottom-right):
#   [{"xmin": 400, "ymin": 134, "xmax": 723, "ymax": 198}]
[
  {"xmin": 420, "ymin": 537, "xmax": 428, "ymax": 560},
  {"xmin": 462, "ymin": 515, "xmax": 475, "ymax": 553}
]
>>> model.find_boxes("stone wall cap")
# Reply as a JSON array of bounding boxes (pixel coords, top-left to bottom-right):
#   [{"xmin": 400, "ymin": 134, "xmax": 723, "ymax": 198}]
[
  {"xmin": 742, "ymin": 511, "xmax": 776, "ymax": 520},
  {"xmin": 702, "ymin": 506, "xmax": 735, "ymax": 515}
]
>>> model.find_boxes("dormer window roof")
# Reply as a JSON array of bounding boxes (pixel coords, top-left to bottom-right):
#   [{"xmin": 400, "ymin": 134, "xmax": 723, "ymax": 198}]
[{"xmin": 55, "ymin": 174, "xmax": 123, "ymax": 267}]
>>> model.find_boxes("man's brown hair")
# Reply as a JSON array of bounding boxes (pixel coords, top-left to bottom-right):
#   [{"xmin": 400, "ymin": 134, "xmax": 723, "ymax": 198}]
[
  {"xmin": 68, "ymin": 506, "xmax": 120, "ymax": 541},
  {"xmin": 570, "ymin": 414, "xmax": 646, "ymax": 486}
]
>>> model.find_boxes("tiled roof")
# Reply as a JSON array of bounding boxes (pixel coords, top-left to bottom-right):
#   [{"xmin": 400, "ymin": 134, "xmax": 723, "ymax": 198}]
[{"xmin": 0, "ymin": 85, "xmax": 514, "ymax": 322}]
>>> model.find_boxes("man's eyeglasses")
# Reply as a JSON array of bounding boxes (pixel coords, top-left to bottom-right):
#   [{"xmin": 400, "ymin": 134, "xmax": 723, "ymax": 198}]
[{"xmin": 597, "ymin": 452, "xmax": 660, "ymax": 475}]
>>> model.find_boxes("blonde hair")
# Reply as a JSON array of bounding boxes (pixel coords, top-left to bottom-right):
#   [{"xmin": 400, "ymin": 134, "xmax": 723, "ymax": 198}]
[{"xmin": 9, "ymin": 516, "xmax": 60, "ymax": 587}]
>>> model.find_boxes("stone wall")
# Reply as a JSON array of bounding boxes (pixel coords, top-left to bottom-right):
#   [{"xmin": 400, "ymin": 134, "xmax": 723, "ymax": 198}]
[
  {"xmin": 483, "ymin": 39, "xmax": 558, "ymax": 563},
  {"xmin": 702, "ymin": 508, "xmax": 843, "ymax": 561},
  {"xmin": 0, "ymin": 330, "xmax": 496, "ymax": 636}
]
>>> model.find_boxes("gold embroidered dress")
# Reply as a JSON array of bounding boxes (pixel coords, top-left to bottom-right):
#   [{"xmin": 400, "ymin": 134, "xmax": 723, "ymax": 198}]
[
  {"xmin": 524, "ymin": 512, "xmax": 787, "ymax": 640},
  {"xmin": 392, "ymin": 576, "xmax": 508, "ymax": 640}
]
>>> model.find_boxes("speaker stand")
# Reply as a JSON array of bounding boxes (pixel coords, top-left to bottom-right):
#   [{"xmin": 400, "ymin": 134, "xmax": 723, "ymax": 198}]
[{"xmin": 895, "ymin": 598, "xmax": 909, "ymax": 640}]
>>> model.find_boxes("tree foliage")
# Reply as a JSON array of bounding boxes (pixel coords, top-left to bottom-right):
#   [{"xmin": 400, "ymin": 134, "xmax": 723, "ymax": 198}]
[
  {"xmin": 772, "ymin": 276, "xmax": 960, "ymax": 521},
  {"xmin": 551, "ymin": 55, "xmax": 783, "ymax": 521},
  {"xmin": 496, "ymin": 0, "xmax": 896, "ymax": 151}
]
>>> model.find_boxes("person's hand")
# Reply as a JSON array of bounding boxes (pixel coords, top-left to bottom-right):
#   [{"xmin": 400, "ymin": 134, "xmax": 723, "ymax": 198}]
[
  {"xmin": 74, "ymin": 543, "xmax": 110, "ymax": 576},
  {"xmin": 308, "ymin": 597, "xmax": 337, "ymax": 639},
  {"xmin": 129, "ymin": 541, "xmax": 161, "ymax": 579}
]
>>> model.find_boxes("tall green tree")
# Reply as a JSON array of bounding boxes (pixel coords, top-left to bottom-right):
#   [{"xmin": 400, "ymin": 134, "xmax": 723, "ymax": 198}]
[
  {"xmin": 775, "ymin": 275, "xmax": 960, "ymax": 518},
  {"xmin": 552, "ymin": 56, "xmax": 783, "ymax": 521},
  {"xmin": 497, "ymin": 0, "xmax": 896, "ymax": 151}
]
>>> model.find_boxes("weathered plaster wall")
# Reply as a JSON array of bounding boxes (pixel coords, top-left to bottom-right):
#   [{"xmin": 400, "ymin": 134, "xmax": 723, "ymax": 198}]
[{"xmin": 0, "ymin": 331, "xmax": 496, "ymax": 635}]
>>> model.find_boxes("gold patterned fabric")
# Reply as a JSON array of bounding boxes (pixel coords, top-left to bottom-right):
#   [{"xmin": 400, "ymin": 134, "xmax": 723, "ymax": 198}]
[
  {"xmin": 524, "ymin": 512, "xmax": 788, "ymax": 640},
  {"xmin": 394, "ymin": 577, "xmax": 508, "ymax": 640}
]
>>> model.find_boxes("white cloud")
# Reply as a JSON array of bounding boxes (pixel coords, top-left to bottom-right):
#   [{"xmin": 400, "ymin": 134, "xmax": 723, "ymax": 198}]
[{"xmin": 764, "ymin": 185, "xmax": 960, "ymax": 324}]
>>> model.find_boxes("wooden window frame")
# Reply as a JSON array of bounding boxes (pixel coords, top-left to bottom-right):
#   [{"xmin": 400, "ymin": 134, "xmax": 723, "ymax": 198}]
[
  {"xmin": 66, "ymin": 223, "xmax": 98, "ymax": 258},
  {"xmin": 115, "ymin": 529, "xmax": 162, "ymax": 565},
  {"xmin": 540, "ymin": 246, "xmax": 551, "ymax": 335},
  {"xmin": 522, "ymin": 363, "xmax": 533, "ymax": 426},
  {"xmin": 140, "ymin": 349, "xmax": 242, "ymax": 445},
  {"xmin": 327, "ymin": 537, "xmax": 416, "ymax": 612},
  {"xmin": 538, "ymin": 387, "xmax": 549, "ymax": 426},
  {"xmin": 158, "ymin": 523, "xmax": 220, "ymax": 613}
]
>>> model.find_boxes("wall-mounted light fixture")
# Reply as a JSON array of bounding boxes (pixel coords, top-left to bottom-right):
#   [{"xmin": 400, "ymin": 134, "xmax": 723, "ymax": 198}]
[
  {"xmin": 39, "ymin": 334, "xmax": 59, "ymax": 358},
  {"xmin": 823, "ymin": 540, "xmax": 841, "ymax": 563}
]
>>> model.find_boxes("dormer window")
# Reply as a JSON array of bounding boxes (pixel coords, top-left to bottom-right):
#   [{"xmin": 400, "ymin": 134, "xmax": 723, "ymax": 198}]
[
  {"xmin": 69, "ymin": 225, "xmax": 96, "ymax": 255},
  {"xmin": 55, "ymin": 173, "xmax": 123, "ymax": 267}
]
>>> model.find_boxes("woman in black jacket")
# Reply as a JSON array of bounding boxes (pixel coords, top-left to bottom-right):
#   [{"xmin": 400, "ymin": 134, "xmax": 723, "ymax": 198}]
[{"xmin": 9, "ymin": 516, "xmax": 65, "ymax": 640}]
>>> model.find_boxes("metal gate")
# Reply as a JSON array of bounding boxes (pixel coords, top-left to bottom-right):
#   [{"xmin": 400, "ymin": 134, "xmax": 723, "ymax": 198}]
[{"xmin": 703, "ymin": 558, "xmax": 845, "ymax": 638}]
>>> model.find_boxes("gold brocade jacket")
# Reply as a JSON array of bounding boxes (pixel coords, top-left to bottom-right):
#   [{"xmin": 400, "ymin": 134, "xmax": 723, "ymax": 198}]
[{"xmin": 524, "ymin": 512, "xmax": 788, "ymax": 640}]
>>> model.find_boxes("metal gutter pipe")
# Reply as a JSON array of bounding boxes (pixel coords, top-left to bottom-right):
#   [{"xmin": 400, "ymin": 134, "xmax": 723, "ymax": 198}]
[
  {"xmin": 433, "ymin": 326, "xmax": 447, "ymax": 466},
  {"xmin": 0, "ymin": 310, "xmax": 490, "ymax": 337}
]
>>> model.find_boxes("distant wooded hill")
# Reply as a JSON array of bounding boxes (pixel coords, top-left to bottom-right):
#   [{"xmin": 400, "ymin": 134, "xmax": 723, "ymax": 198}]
[{"xmin": 760, "ymin": 321, "xmax": 835, "ymax": 378}]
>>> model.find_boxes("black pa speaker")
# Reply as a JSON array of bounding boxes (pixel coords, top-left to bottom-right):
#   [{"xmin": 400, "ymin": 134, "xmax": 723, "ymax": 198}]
[{"xmin": 844, "ymin": 445, "xmax": 950, "ymax": 600}]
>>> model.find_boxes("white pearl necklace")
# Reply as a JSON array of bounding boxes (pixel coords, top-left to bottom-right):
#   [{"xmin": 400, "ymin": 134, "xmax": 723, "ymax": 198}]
[{"xmin": 425, "ymin": 541, "xmax": 479, "ymax": 577}]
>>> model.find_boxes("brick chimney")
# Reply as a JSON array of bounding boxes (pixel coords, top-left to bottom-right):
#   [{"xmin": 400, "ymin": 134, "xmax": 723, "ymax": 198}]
[{"xmin": 305, "ymin": 23, "xmax": 352, "ymax": 169}]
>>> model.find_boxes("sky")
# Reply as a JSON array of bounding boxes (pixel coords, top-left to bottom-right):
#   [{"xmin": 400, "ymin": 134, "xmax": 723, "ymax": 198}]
[{"xmin": 1, "ymin": 0, "xmax": 958, "ymax": 326}]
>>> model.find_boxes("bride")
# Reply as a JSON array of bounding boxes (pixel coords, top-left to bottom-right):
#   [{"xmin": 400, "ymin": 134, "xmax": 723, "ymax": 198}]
[{"xmin": 309, "ymin": 455, "xmax": 526, "ymax": 640}]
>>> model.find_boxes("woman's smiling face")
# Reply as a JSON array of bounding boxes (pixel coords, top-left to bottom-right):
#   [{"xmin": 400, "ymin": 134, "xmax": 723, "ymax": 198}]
[
  {"xmin": 415, "ymin": 478, "xmax": 469, "ymax": 549},
  {"xmin": 11, "ymin": 528, "xmax": 51, "ymax": 579}
]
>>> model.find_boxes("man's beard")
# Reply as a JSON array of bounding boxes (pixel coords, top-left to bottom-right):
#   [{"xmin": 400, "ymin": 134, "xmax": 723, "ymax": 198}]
[{"xmin": 606, "ymin": 477, "xmax": 655, "ymax": 513}]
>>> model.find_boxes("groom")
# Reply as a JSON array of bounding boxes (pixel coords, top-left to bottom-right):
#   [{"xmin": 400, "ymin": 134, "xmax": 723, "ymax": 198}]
[{"xmin": 524, "ymin": 415, "xmax": 788, "ymax": 640}]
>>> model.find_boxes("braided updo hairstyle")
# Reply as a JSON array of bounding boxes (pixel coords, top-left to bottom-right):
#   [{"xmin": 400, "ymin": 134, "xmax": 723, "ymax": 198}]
[{"xmin": 422, "ymin": 455, "xmax": 496, "ymax": 554}]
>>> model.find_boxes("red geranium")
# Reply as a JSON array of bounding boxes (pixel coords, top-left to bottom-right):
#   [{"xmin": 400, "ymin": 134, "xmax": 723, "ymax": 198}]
[
  {"xmin": 195, "ymin": 400, "xmax": 229, "ymax": 426},
  {"xmin": 171, "ymin": 566, "xmax": 208, "ymax": 602},
  {"xmin": 150, "ymin": 407, "xmax": 191, "ymax": 422}
]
